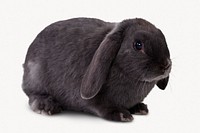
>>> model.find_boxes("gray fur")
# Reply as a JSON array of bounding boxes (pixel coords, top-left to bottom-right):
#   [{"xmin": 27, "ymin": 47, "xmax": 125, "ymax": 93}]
[{"xmin": 22, "ymin": 18, "xmax": 171, "ymax": 122}]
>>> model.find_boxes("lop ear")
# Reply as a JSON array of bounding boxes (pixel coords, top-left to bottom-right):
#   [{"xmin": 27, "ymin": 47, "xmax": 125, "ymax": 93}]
[
  {"xmin": 80, "ymin": 24, "xmax": 123, "ymax": 99},
  {"xmin": 156, "ymin": 76, "xmax": 169, "ymax": 90}
]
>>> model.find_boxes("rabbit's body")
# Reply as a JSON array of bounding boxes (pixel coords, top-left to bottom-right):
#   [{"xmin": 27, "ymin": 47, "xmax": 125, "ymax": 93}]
[
  {"xmin": 23, "ymin": 18, "xmax": 113, "ymax": 111},
  {"xmin": 23, "ymin": 18, "xmax": 171, "ymax": 121}
]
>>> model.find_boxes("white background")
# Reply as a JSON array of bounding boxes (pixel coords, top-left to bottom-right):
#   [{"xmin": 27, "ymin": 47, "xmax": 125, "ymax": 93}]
[{"xmin": 0, "ymin": 0, "xmax": 200, "ymax": 132}]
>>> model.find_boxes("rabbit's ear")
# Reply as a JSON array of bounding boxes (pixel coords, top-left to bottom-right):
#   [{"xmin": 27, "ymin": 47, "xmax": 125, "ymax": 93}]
[
  {"xmin": 80, "ymin": 24, "xmax": 123, "ymax": 99},
  {"xmin": 156, "ymin": 76, "xmax": 169, "ymax": 90}
]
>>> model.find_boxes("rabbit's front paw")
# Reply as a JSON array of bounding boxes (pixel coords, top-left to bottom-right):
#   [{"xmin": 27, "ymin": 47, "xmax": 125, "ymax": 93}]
[
  {"xmin": 129, "ymin": 103, "xmax": 149, "ymax": 115},
  {"xmin": 103, "ymin": 108, "xmax": 133, "ymax": 122}
]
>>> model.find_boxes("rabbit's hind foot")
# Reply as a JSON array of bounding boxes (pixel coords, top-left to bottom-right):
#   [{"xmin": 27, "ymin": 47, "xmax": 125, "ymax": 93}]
[{"xmin": 28, "ymin": 94, "xmax": 63, "ymax": 115}]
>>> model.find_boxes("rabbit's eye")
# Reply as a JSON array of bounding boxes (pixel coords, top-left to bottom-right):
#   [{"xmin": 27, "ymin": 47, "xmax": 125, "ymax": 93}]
[{"xmin": 134, "ymin": 41, "xmax": 143, "ymax": 51}]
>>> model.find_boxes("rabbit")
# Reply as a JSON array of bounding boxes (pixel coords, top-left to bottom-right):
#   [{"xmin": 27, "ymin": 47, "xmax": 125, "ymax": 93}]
[{"xmin": 22, "ymin": 17, "xmax": 171, "ymax": 122}]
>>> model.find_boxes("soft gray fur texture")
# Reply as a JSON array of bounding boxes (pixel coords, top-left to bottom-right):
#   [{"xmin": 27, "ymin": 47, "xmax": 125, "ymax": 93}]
[{"xmin": 22, "ymin": 18, "xmax": 171, "ymax": 122}]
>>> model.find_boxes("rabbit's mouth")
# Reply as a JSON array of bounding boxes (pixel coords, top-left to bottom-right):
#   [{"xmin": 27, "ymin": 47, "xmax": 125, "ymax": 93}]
[
  {"xmin": 144, "ymin": 72, "xmax": 169, "ymax": 82},
  {"xmin": 143, "ymin": 59, "xmax": 172, "ymax": 82}
]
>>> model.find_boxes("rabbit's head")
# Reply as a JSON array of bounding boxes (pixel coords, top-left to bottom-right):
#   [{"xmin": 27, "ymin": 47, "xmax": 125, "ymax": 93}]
[{"xmin": 81, "ymin": 18, "xmax": 171, "ymax": 99}]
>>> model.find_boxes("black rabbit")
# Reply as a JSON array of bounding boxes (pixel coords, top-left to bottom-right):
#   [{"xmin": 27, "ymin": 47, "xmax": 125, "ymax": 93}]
[{"xmin": 22, "ymin": 18, "xmax": 171, "ymax": 122}]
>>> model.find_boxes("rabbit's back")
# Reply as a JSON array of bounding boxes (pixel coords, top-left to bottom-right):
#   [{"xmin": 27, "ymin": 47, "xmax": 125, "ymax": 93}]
[{"xmin": 25, "ymin": 18, "xmax": 113, "ymax": 62}]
